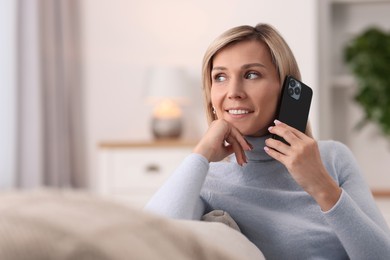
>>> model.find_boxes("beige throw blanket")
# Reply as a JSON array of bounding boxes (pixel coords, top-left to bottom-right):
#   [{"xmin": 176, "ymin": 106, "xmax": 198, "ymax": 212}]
[{"xmin": 0, "ymin": 190, "xmax": 264, "ymax": 260}]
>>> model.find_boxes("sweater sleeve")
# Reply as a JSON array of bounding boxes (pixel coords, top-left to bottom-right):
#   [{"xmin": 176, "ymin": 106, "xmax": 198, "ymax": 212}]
[
  {"xmin": 322, "ymin": 142, "xmax": 390, "ymax": 259},
  {"xmin": 144, "ymin": 153, "xmax": 209, "ymax": 220}
]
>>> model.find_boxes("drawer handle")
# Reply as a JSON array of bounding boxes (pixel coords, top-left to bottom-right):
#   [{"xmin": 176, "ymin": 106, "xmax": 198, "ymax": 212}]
[{"xmin": 145, "ymin": 164, "xmax": 161, "ymax": 174}]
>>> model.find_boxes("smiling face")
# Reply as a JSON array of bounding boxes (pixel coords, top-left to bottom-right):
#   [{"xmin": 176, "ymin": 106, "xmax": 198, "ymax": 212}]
[{"xmin": 210, "ymin": 39, "xmax": 281, "ymax": 136}]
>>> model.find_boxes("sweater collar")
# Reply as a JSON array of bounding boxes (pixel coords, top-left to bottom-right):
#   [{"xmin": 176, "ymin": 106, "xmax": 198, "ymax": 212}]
[{"xmin": 244, "ymin": 135, "xmax": 274, "ymax": 162}]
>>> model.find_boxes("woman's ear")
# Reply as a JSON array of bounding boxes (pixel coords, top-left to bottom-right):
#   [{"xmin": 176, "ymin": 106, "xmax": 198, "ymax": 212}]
[{"xmin": 211, "ymin": 106, "xmax": 218, "ymax": 120}]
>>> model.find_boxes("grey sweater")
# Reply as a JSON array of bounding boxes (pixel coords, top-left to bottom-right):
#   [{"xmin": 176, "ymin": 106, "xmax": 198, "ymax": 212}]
[{"xmin": 145, "ymin": 135, "xmax": 390, "ymax": 259}]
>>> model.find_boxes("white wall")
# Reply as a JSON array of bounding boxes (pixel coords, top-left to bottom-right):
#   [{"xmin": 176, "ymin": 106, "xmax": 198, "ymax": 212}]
[{"xmin": 81, "ymin": 0, "xmax": 319, "ymax": 188}]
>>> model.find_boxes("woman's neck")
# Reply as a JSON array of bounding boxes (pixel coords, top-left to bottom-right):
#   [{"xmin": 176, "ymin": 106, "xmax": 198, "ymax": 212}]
[{"xmin": 244, "ymin": 135, "xmax": 274, "ymax": 162}]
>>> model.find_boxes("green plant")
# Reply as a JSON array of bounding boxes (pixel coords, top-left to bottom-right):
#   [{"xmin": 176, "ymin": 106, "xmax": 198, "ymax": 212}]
[{"xmin": 344, "ymin": 27, "xmax": 390, "ymax": 137}]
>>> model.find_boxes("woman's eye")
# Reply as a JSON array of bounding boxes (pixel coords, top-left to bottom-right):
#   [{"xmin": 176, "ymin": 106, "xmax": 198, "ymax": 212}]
[
  {"xmin": 245, "ymin": 72, "xmax": 259, "ymax": 80},
  {"xmin": 213, "ymin": 74, "xmax": 227, "ymax": 82}
]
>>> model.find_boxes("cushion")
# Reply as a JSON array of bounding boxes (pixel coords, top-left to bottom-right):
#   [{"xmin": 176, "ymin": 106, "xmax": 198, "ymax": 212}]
[{"xmin": 0, "ymin": 189, "xmax": 265, "ymax": 260}]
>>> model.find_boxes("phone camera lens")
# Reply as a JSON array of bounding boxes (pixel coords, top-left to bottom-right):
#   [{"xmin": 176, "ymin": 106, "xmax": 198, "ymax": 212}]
[
  {"xmin": 294, "ymin": 87, "xmax": 301, "ymax": 95},
  {"xmin": 288, "ymin": 88, "xmax": 294, "ymax": 96},
  {"xmin": 289, "ymin": 80, "xmax": 296, "ymax": 87}
]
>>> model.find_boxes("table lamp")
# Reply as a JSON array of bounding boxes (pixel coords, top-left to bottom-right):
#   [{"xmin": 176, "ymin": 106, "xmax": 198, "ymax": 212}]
[{"xmin": 145, "ymin": 66, "xmax": 189, "ymax": 139}]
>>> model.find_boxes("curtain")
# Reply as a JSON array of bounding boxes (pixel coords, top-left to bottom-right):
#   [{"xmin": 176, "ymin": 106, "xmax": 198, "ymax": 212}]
[
  {"xmin": 16, "ymin": 0, "xmax": 85, "ymax": 188},
  {"xmin": 0, "ymin": 0, "xmax": 17, "ymax": 188}
]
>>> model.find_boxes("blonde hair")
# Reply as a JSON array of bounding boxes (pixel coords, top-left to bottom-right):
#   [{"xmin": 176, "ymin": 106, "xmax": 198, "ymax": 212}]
[{"xmin": 201, "ymin": 23, "xmax": 313, "ymax": 136}]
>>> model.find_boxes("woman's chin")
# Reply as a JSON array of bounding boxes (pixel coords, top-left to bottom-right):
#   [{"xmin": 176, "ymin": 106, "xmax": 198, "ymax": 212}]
[
  {"xmin": 238, "ymin": 127, "xmax": 268, "ymax": 137},
  {"xmin": 226, "ymin": 120, "xmax": 269, "ymax": 137}
]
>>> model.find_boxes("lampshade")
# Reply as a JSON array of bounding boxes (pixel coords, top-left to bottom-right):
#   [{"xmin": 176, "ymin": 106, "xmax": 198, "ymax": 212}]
[
  {"xmin": 145, "ymin": 66, "xmax": 190, "ymax": 103},
  {"xmin": 144, "ymin": 66, "xmax": 190, "ymax": 139}
]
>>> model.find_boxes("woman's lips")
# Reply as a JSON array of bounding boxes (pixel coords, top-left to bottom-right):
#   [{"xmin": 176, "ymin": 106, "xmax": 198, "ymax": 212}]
[
  {"xmin": 228, "ymin": 109, "xmax": 250, "ymax": 115},
  {"xmin": 225, "ymin": 108, "xmax": 254, "ymax": 118}
]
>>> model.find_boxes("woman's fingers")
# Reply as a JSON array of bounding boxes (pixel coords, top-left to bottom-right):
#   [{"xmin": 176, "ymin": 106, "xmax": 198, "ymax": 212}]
[
  {"xmin": 274, "ymin": 120, "xmax": 308, "ymax": 141},
  {"xmin": 264, "ymin": 137, "xmax": 290, "ymax": 156},
  {"xmin": 263, "ymin": 145, "xmax": 285, "ymax": 163},
  {"xmin": 266, "ymin": 119, "xmax": 314, "ymax": 162},
  {"xmin": 267, "ymin": 120, "xmax": 309, "ymax": 148},
  {"xmin": 226, "ymin": 127, "xmax": 251, "ymax": 166},
  {"xmin": 264, "ymin": 120, "xmax": 342, "ymax": 210},
  {"xmin": 193, "ymin": 119, "xmax": 251, "ymax": 166},
  {"xmin": 265, "ymin": 120, "xmax": 322, "ymax": 186},
  {"xmin": 225, "ymin": 137, "xmax": 245, "ymax": 165}
]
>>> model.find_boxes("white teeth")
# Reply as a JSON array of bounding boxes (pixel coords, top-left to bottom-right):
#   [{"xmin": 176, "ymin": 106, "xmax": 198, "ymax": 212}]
[{"xmin": 228, "ymin": 109, "xmax": 249, "ymax": 115}]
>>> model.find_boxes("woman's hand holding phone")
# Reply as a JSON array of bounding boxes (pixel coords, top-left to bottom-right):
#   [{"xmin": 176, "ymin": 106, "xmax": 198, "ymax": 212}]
[
  {"xmin": 193, "ymin": 119, "xmax": 252, "ymax": 166},
  {"xmin": 265, "ymin": 120, "xmax": 342, "ymax": 211}
]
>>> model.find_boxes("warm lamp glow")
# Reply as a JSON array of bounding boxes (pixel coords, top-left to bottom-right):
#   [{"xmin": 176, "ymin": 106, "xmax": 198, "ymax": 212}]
[{"xmin": 153, "ymin": 99, "xmax": 182, "ymax": 119}]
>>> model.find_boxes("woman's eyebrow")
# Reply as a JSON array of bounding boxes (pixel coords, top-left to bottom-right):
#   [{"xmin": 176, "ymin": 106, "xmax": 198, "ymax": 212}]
[
  {"xmin": 241, "ymin": 63, "xmax": 266, "ymax": 69},
  {"xmin": 211, "ymin": 66, "xmax": 226, "ymax": 72},
  {"xmin": 212, "ymin": 63, "xmax": 266, "ymax": 72}
]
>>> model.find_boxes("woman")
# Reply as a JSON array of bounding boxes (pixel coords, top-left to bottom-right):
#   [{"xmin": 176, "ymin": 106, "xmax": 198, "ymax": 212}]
[{"xmin": 145, "ymin": 23, "xmax": 390, "ymax": 259}]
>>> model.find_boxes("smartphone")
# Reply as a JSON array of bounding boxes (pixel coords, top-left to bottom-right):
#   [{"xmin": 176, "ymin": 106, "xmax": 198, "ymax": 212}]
[{"xmin": 272, "ymin": 75, "xmax": 313, "ymax": 145}]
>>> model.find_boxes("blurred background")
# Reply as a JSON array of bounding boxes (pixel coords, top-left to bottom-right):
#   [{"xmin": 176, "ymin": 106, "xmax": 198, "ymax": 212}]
[{"xmin": 1, "ymin": 0, "xmax": 389, "ymax": 207}]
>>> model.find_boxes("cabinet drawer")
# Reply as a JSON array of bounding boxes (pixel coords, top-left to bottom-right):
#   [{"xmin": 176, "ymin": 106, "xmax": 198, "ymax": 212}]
[{"xmin": 109, "ymin": 147, "xmax": 192, "ymax": 190}]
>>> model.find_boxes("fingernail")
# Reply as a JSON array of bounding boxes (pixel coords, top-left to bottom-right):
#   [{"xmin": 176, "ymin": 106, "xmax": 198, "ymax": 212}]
[
  {"xmin": 268, "ymin": 126, "xmax": 273, "ymax": 132},
  {"xmin": 274, "ymin": 119, "xmax": 281, "ymax": 125},
  {"xmin": 264, "ymin": 146, "xmax": 270, "ymax": 152}
]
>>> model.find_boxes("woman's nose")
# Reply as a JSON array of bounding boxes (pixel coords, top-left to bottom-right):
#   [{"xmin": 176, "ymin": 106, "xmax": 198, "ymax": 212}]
[{"xmin": 227, "ymin": 79, "xmax": 246, "ymax": 99}]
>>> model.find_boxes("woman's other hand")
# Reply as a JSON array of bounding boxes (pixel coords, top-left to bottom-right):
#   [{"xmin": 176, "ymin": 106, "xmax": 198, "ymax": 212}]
[
  {"xmin": 265, "ymin": 120, "xmax": 342, "ymax": 211},
  {"xmin": 193, "ymin": 119, "xmax": 252, "ymax": 166}
]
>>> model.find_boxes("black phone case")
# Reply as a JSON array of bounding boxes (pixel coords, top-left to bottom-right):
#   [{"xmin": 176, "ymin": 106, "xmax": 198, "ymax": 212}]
[{"xmin": 272, "ymin": 75, "xmax": 312, "ymax": 144}]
